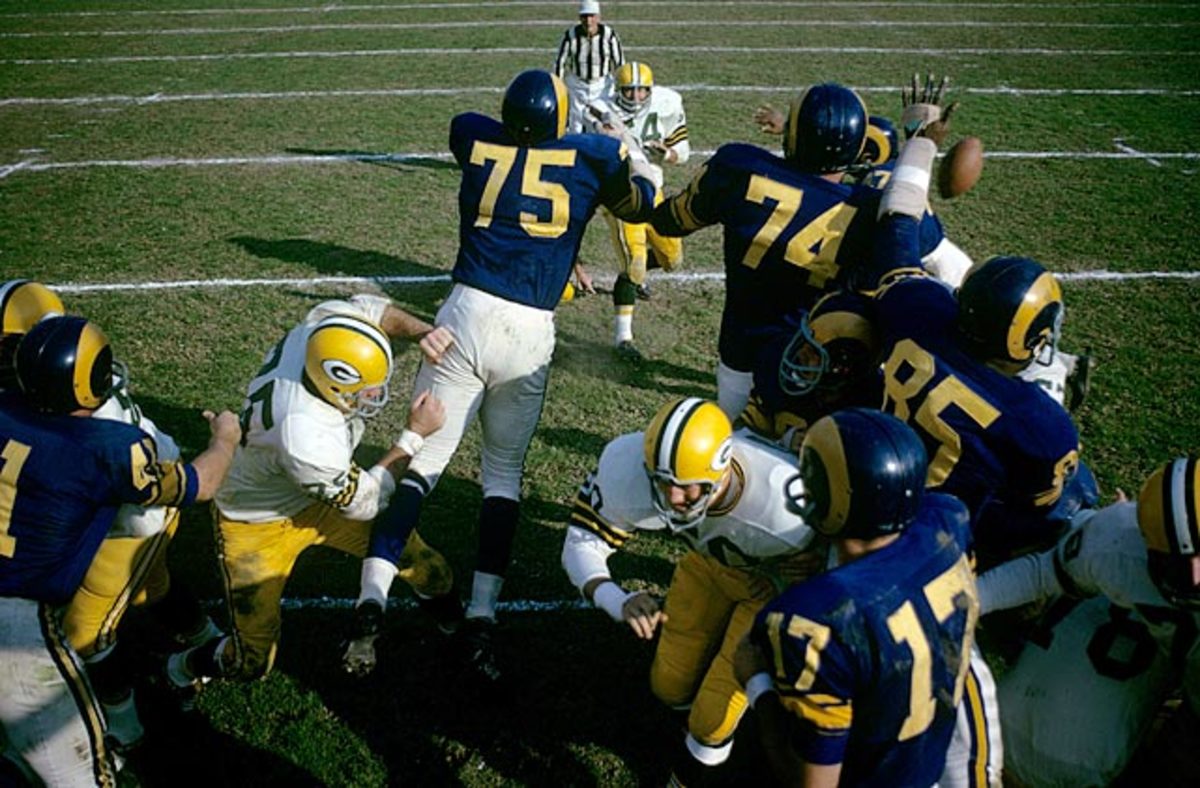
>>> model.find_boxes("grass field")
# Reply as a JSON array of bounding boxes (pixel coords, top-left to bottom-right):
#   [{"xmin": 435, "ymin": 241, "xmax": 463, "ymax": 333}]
[{"xmin": 2, "ymin": 1, "xmax": 1199, "ymax": 785}]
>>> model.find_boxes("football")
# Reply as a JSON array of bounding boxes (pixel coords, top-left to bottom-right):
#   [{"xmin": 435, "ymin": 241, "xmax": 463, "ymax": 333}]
[{"xmin": 937, "ymin": 136, "xmax": 984, "ymax": 198}]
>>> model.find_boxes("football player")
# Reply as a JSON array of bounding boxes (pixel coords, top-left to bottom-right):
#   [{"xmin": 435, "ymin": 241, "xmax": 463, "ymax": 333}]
[
  {"xmin": 736, "ymin": 408, "xmax": 980, "ymax": 788},
  {"xmin": 561, "ymin": 397, "xmax": 822, "ymax": 785},
  {"xmin": 362, "ymin": 69, "xmax": 657, "ymax": 689},
  {"xmin": 163, "ymin": 294, "xmax": 460, "ymax": 690},
  {"xmin": 976, "ymin": 457, "xmax": 1200, "ymax": 786},
  {"xmin": 585, "ymin": 60, "xmax": 690, "ymax": 360},
  {"xmin": 737, "ymin": 289, "xmax": 883, "ymax": 454},
  {"xmin": 2, "ymin": 279, "xmax": 219, "ymax": 751},
  {"xmin": 653, "ymin": 83, "xmax": 968, "ymax": 419},
  {"xmin": 0, "ymin": 316, "xmax": 239, "ymax": 788}
]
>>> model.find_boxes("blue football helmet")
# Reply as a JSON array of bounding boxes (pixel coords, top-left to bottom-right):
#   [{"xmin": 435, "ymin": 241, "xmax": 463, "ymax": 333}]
[
  {"xmin": 861, "ymin": 115, "xmax": 898, "ymax": 167},
  {"xmin": 779, "ymin": 291, "xmax": 879, "ymax": 398},
  {"xmin": 15, "ymin": 315, "xmax": 115, "ymax": 413},
  {"xmin": 957, "ymin": 255, "xmax": 1063, "ymax": 369},
  {"xmin": 502, "ymin": 69, "xmax": 569, "ymax": 146},
  {"xmin": 793, "ymin": 408, "xmax": 928, "ymax": 539},
  {"xmin": 783, "ymin": 83, "xmax": 868, "ymax": 173}
]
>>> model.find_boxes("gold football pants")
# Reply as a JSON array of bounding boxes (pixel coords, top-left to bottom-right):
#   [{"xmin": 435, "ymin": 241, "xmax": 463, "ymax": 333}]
[
  {"xmin": 603, "ymin": 190, "xmax": 683, "ymax": 286},
  {"xmin": 63, "ymin": 508, "xmax": 180, "ymax": 659},
  {"xmin": 214, "ymin": 502, "xmax": 454, "ymax": 680},
  {"xmin": 650, "ymin": 550, "xmax": 775, "ymax": 747}
]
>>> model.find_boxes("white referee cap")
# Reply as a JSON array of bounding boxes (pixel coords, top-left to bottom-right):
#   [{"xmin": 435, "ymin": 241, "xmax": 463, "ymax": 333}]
[{"xmin": 579, "ymin": 1, "xmax": 600, "ymax": 15}]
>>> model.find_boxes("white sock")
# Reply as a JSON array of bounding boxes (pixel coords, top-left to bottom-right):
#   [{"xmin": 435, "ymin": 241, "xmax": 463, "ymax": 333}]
[
  {"xmin": 103, "ymin": 692, "xmax": 144, "ymax": 747},
  {"xmin": 614, "ymin": 312, "xmax": 634, "ymax": 345},
  {"xmin": 358, "ymin": 557, "xmax": 396, "ymax": 610},
  {"xmin": 715, "ymin": 360, "xmax": 753, "ymax": 420},
  {"xmin": 465, "ymin": 571, "xmax": 504, "ymax": 621}
]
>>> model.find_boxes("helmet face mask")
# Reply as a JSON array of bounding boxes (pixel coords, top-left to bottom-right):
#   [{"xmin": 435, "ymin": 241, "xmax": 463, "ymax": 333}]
[
  {"xmin": 615, "ymin": 62, "xmax": 653, "ymax": 114},
  {"xmin": 643, "ymin": 398, "xmax": 733, "ymax": 531},
  {"xmin": 779, "ymin": 313, "xmax": 829, "ymax": 398},
  {"xmin": 502, "ymin": 70, "xmax": 569, "ymax": 146},
  {"xmin": 1137, "ymin": 457, "xmax": 1200, "ymax": 610},
  {"xmin": 304, "ymin": 316, "xmax": 394, "ymax": 419},
  {"xmin": 779, "ymin": 292, "xmax": 879, "ymax": 399}
]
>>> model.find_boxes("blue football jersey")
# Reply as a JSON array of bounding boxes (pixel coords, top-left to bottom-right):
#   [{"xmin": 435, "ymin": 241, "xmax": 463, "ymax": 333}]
[
  {"xmin": 449, "ymin": 112, "xmax": 656, "ymax": 311},
  {"xmin": 0, "ymin": 396, "xmax": 197, "ymax": 603},
  {"xmin": 752, "ymin": 494, "xmax": 978, "ymax": 787},
  {"xmin": 650, "ymin": 143, "xmax": 944, "ymax": 370},
  {"xmin": 873, "ymin": 272, "xmax": 1081, "ymax": 564}
]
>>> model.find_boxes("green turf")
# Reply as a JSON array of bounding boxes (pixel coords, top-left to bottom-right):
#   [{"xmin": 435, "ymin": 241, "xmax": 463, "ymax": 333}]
[{"xmin": 2, "ymin": 1, "xmax": 1199, "ymax": 785}]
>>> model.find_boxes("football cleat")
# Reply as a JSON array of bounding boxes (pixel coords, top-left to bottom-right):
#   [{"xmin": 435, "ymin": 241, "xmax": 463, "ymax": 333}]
[
  {"xmin": 102, "ymin": 693, "xmax": 145, "ymax": 754},
  {"xmin": 164, "ymin": 650, "xmax": 209, "ymax": 713},
  {"xmin": 460, "ymin": 616, "xmax": 505, "ymax": 689},
  {"xmin": 416, "ymin": 590, "xmax": 464, "ymax": 636},
  {"xmin": 635, "ymin": 283, "xmax": 653, "ymax": 301},
  {"xmin": 616, "ymin": 340, "xmax": 645, "ymax": 362},
  {"xmin": 341, "ymin": 599, "xmax": 384, "ymax": 678}
]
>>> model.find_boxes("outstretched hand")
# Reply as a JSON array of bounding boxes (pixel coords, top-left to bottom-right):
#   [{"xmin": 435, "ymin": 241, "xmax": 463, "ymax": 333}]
[
  {"xmin": 753, "ymin": 104, "xmax": 785, "ymax": 135},
  {"xmin": 901, "ymin": 72, "xmax": 959, "ymax": 146}
]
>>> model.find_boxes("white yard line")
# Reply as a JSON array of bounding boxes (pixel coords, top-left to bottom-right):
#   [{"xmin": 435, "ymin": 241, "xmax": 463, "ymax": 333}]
[
  {"xmin": 2, "ymin": 149, "xmax": 1197, "ymax": 181},
  {"xmin": 7, "ymin": 44, "xmax": 1200, "ymax": 66},
  {"xmin": 5, "ymin": 84, "xmax": 1199, "ymax": 107},
  {"xmin": 1, "ymin": 1, "xmax": 1195, "ymax": 19},
  {"xmin": 48, "ymin": 269, "xmax": 1200, "ymax": 296},
  {"xmin": 2, "ymin": 19, "xmax": 1194, "ymax": 38}
]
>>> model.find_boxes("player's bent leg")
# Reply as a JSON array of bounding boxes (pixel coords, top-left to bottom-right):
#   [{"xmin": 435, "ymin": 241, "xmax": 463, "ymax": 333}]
[
  {"xmin": 0, "ymin": 598, "xmax": 118, "ymax": 788},
  {"xmin": 648, "ymin": 227, "xmax": 683, "ymax": 273},
  {"xmin": 715, "ymin": 360, "xmax": 754, "ymax": 421},
  {"xmin": 940, "ymin": 645, "xmax": 1003, "ymax": 788},
  {"xmin": 651, "ymin": 553, "xmax": 736, "ymax": 709},
  {"xmin": 211, "ymin": 511, "xmax": 314, "ymax": 682}
]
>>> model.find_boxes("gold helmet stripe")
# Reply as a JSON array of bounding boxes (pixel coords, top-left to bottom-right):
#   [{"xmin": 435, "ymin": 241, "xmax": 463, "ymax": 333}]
[
  {"xmin": 785, "ymin": 86, "xmax": 812, "ymax": 162},
  {"xmin": 1006, "ymin": 271, "xmax": 1062, "ymax": 361},
  {"xmin": 810, "ymin": 309, "xmax": 876, "ymax": 347},
  {"xmin": 73, "ymin": 321, "xmax": 110, "ymax": 409},
  {"xmin": 1, "ymin": 279, "xmax": 65, "ymax": 334},
  {"xmin": 804, "ymin": 416, "xmax": 851, "ymax": 534},
  {"xmin": 551, "ymin": 73, "xmax": 569, "ymax": 139},
  {"xmin": 864, "ymin": 123, "xmax": 893, "ymax": 166}
]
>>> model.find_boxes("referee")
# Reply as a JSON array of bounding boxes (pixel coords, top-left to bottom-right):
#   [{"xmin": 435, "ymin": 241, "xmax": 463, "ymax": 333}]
[{"xmin": 554, "ymin": 0, "xmax": 625, "ymax": 133}]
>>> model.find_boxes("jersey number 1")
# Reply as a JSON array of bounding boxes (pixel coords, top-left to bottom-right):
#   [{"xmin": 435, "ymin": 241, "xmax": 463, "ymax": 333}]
[{"xmin": 0, "ymin": 439, "xmax": 32, "ymax": 558}]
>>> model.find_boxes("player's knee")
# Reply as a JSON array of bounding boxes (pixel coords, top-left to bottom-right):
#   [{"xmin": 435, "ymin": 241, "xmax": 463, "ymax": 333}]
[{"xmin": 650, "ymin": 661, "xmax": 697, "ymax": 709}]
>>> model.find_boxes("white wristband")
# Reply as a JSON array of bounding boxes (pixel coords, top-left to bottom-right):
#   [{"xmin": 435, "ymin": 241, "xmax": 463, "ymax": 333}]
[
  {"xmin": 744, "ymin": 671, "xmax": 777, "ymax": 709},
  {"xmin": 394, "ymin": 429, "xmax": 425, "ymax": 457},
  {"xmin": 592, "ymin": 581, "xmax": 635, "ymax": 623}
]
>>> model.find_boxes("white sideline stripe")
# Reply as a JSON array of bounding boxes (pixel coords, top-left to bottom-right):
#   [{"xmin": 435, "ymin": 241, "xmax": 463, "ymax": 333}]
[
  {"xmin": 49, "ymin": 269, "xmax": 1200, "ymax": 296},
  {"xmin": 2, "ymin": 2, "xmax": 1195, "ymax": 19},
  {"xmin": 270, "ymin": 597, "xmax": 589, "ymax": 612},
  {"xmin": 3, "ymin": 149, "xmax": 1198, "ymax": 180},
  {"xmin": 1113, "ymin": 138, "xmax": 1164, "ymax": 167},
  {"xmin": 6, "ymin": 84, "xmax": 1200, "ymax": 107},
  {"xmin": 7, "ymin": 44, "xmax": 1200, "ymax": 66},
  {"xmin": 3, "ymin": 19, "xmax": 1194, "ymax": 38}
]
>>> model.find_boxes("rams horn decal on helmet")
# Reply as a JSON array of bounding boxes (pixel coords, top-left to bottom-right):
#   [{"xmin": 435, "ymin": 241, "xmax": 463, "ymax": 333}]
[
  {"xmin": 796, "ymin": 408, "xmax": 927, "ymax": 539},
  {"xmin": 1137, "ymin": 457, "xmax": 1200, "ymax": 609},
  {"xmin": 861, "ymin": 115, "xmax": 899, "ymax": 167},
  {"xmin": 502, "ymin": 69, "xmax": 569, "ymax": 146},
  {"xmin": 643, "ymin": 397, "xmax": 733, "ymax": 530},
  {"xmin": 784, "ymin": 83, "xmax": 868, "ymax": 174},
  {"xmin": 14, "ymin": 315, "xmax": 114, "ymax": 413},
  {"xmin": 304, "ymin": 315, "xmax": 394, "ymax": 419},
  {"xmin": 779, "ymin": 291, "xmax": 880, "ymax": 398},
  {"xmin": 957, "ymin": 255, "xmax": 1063, "ymax": 368}
]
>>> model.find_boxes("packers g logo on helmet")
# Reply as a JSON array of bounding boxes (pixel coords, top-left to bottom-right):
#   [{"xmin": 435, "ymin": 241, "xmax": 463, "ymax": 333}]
[
  {"xmin": 796, "ymin": 409, "xmax": 927, "ymax": 539},
  {"xmin": 304, "ymin": 315, "xmax": 393, "ymax": 418},
  {"xmin": 642, "ymin": 397, "xmax": 733, "ymax": 530},
  {"xmin": 615, "ymin": 61, "xmax": 654, "ymax": 113},
  {"xmin": 1137, "ymin": 457, "xmax": 1200, "ymax": 609},
  {"xmin": 14, "ymin": 315, "xmax": 114, "ymax": 413},
  {"xmin": 1, "ymin": 279, "xmax": 64, "ymax": 336},
  {"xmin": 957, "ymin": 255, "xmax": 1063, "ymax": 369}
]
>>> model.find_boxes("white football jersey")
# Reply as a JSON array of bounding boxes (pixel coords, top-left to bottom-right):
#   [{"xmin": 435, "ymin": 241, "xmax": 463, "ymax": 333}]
[
  {"xmin": 998, "ymin": 503, "xmax": 1200, "ymax": 787},
  {"xmin": 588, "ymin": 86, "xmax": 688, "ymax": 189},
  {"xmin": 215, "ymin": 295, "xmax": 395, "ymax": 523},
  {"xmin": 93, "ymin": 368, "xmax": 181, "ymax": 538},
  {"xmin": 563, "ymin": 430, "xmax": 813, "ymax": 590}
]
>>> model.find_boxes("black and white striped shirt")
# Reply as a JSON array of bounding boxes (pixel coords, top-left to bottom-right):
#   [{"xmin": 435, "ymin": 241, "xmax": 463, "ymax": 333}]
[{"xmin": 554, "ymin": 23, "xmax": 624, "ymax": 84}]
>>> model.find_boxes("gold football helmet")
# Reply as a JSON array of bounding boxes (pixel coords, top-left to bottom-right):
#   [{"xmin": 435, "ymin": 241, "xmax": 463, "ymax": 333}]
[
  {"xmin": 615, "ymin": 61, "xmax": 654, "ymax": 113},
  {"xmin": 1, "ymin": 279, "xmax": 64, "ymax": 335},
  {"xmin": 1137, "ymin": 457, "xmax": 1200, "ymax": 609},
  {"xmin": 304, "ymin": 315, "xmax": 393, "ymax": 418},
  {"xmin": 14, "ymin": 315, "xmax": 114, "ymax": 413},
  {"xmin": 643, "ymin": 397, "xmax": 733, "ymax": 530}
]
